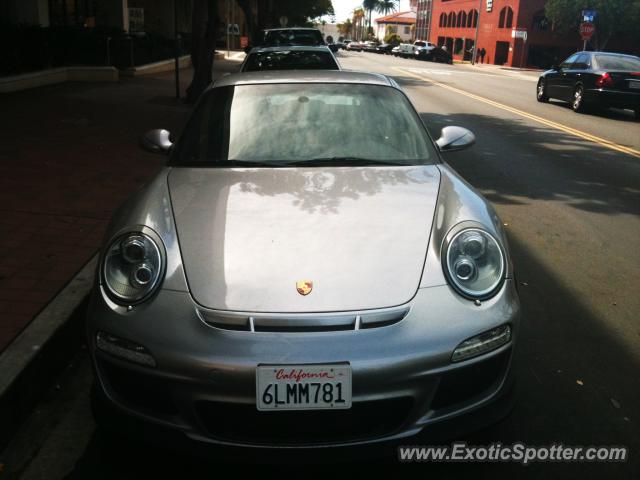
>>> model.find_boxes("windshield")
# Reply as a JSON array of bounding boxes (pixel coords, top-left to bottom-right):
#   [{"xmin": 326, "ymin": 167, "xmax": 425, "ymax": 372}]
[
  {"xmin": 262, "ymin": 29, "xmax": 324, "ymax": 46},
  {"xmin": 243, "ymin": 50, "xmax": 338, "ymax": 72},
  {"xmin": 171, "ymin": 83, "xmax": 436, "ymax": 167},
  {"xmin": 593, "ymin": 55, "xmax": 640, "ymax": 71}
]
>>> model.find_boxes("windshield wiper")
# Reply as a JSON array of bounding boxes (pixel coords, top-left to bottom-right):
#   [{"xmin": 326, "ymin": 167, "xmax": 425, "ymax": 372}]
[{"xmin": 284, "ymin": 157, "xmax": 410, "ymax": 167}]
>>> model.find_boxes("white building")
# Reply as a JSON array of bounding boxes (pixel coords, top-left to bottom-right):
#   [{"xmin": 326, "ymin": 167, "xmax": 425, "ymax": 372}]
[{"xmin": 374, "ymin": 11, "xmax": 416, "ymax": 42}]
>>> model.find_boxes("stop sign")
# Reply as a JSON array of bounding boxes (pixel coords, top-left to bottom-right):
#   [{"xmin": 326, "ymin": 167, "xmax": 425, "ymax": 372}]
[{"xmin": 580, "ymin": 22, "xmax": 595, "ymax": 40}]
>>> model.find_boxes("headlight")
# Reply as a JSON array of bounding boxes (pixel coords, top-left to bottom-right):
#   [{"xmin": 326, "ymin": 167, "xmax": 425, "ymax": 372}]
[
  {"xmin": 444, "ymin": 228, "xmax": 505, "ymax": 299},
  {"xmin": 102, "ymin": 231, "xmax": 164, "ymax": 304}
]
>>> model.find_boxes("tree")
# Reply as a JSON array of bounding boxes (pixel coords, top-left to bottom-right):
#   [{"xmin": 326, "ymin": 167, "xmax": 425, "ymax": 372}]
[
  {"xmin": 545, "ymin": 0, "xmax": 640, "ymax": 51},
  {"xmin": 185, "ymin": 0, "xmax": 218, "ymax": 103},
  {"xmin": 376, "ymin": 0, "xmax": 399, "ymax": 16},
  {"xmin": 363, "ymin": 0, "xmax": 378, "ymax": 30}
]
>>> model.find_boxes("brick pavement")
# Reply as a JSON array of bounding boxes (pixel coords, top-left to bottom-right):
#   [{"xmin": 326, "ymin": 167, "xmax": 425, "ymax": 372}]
[{"xmin": 0, "ymin": 59, "xmax": 240, "ymax": 351}]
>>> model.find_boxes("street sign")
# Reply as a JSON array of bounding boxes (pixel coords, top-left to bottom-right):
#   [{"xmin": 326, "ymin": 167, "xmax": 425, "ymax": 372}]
[
  {"xmin": 580, "ymin": 22, "xmax": 595, "ymax": 40},
  {"xmin": 511, "ymin": 29, "xmax": 527, "ymax": 41},
  {"xmin": 581, "ymin": 10, "xmax": 596, "ymax": 22}
]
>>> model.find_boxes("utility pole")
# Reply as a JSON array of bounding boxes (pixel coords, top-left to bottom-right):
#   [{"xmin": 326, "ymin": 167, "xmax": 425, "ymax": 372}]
[
  {"xmin": 174, "ymin": 0, "xmax": 180, "ymax": 99},
  {"xmin": 471, "ymin": 0, "xmax": 482, "ymax": 65}
]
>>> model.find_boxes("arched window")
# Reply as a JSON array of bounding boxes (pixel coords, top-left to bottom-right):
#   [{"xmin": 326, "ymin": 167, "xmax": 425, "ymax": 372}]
[
  {"xmin": 467, "ymin": 10, "xmax": 474, "ymax": 28},
  {"xmin": 499, "ymin": 7, "xmax": 514, "ymax": 28},
  {"xmin": 440, "ymin": 12, "xmax": 446, "ymax": 27},
  {"xmin": 498, "ymin": 7, "xmax": 506, "ymax": 28},
  {"xmin": 459, "ymin": 11, "xmax": 467, "ymax": 28},
  {"xmin": 456, "ymin": 11, "xmax": 462, "ymax": 27},
  {"xmin": 448, "ymin": 12, "xmax": 455, "ymax": 28}
]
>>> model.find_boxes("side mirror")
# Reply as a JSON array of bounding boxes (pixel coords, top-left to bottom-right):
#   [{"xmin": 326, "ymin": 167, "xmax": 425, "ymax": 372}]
[
  {"xmin": 436, "ymin": 126, "xmax": 476, "ymax": 152},
  {"xmin": 141, "ymin": 129, "xmax": 173, "ymax": 154}
]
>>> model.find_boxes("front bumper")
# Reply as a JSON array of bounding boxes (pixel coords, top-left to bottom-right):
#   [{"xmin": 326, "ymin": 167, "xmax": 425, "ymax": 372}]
[{"xmin": 87, "ymin": 280, "xmax": 520, "ymax": 449}]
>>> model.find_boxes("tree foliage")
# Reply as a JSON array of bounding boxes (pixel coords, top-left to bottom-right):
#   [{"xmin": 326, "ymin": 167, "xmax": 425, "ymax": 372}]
[
  {"xmin": 271, "ymin": 0, "xmax": 335, "ymax": 26},
  {"xmin": 545, "ymin": 0, "xmax": 640, "ymax": 50}
]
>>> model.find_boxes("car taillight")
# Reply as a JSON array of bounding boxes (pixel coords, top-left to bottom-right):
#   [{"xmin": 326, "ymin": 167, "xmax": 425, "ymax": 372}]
[{"xmin": 595, "ymin": 72, "xmax": 614, "ymax": 88}]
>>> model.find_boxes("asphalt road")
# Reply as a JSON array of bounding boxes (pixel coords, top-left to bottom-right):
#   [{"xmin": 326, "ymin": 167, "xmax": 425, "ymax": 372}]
[{"xmin": 1, "ymin": 53, "xmax": 639, "ymax": 479}]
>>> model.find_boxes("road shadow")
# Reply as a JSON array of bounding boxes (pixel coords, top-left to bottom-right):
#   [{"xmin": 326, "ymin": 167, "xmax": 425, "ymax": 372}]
[{"xmin": 418, "ymin": 112, "xmax": 640, "ymax": 216}]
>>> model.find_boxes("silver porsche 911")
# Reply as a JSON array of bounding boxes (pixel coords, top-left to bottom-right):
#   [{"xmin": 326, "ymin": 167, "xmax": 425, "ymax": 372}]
[{"xmin": 88, "ymin": 70, "xmax": 520, "ymax": 449}]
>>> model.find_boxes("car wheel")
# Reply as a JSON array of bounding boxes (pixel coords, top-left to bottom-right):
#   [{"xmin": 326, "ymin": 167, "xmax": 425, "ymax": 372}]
[
  {"xmin": 572, "ymin": 85, "xmax": 587, "ymax": 113},
  {"xmin": 536, "ymin": 79, "xmax": 549, "ymax": 102}
]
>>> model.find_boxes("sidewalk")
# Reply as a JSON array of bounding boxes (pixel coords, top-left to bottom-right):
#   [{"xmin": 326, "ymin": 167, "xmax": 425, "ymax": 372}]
[{"xmin": 0, "ymin": 58, "xmax": 241, "ymax": 353}]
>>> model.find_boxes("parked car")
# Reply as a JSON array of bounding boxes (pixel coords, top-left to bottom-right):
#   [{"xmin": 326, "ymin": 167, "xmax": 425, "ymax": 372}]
[
  {"xmin": 375, "ymin": 43, "xmax": 397, "ymax": 54},
  {"xmin": 362, "ymin": 41, "xmax": 379, "ymax": 53},
  {"xmin": 261, "ymin": 27, "xmax": 325, "ymax": 47},
  {"xmin": 396, "ymin": 40, "xmax": 436, "ymax": 58},
  {"xmin": 392, "ymin": 45, "xmax": 401, "ymax": 56},
  {"xmin": 89, "ymin": 70, "xmax": 519, "ymax": 450},
  {"xmin": 346, "ymin": 41, "xmax": 364, "ymax": 52},
  {"xmin": 416, "ymin": 45, "xmax": 453, "ymax": 64},
  {"xmin": 536, "ymin": 51, "xmax": 640, "ymax": 118},
  {"xmin": 240, "ymin": 46, "xmax": 341, "ymax": 72}
]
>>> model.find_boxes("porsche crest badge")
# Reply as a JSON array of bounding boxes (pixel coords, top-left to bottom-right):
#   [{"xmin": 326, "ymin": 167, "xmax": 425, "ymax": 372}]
[{"xmin": 296, "ymin": 280, "xmax": 313, "ymax": 296}]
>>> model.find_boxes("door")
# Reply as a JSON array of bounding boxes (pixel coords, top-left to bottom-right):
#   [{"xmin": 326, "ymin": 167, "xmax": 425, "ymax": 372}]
[
  {"xmin": 546, "ymin": 53, "xmax": 578, "ymax": 98},
  {"xmin": 558, "ymin": 53, "xmax": 588, "ymax": 100},
  {"xmin": 495, "ymin": 41, "xmax": 510, "ymax": 65}
]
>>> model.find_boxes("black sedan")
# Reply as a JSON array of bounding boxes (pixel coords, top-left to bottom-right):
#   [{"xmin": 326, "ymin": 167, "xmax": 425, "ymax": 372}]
[
  {"xmin": 536, "ymin": 51, "xmax": 640, "ymax": 118},
  {"xmin": 416, "ymin": 46, "xmax": 453, "ymax": 64},
  {"xmin": 375, "ymin": 43, "xmax": 396, "ymax": 54}
]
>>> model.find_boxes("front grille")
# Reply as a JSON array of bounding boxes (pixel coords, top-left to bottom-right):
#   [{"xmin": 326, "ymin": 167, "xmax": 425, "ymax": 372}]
[
  {"xmin": 98, "ymin": 359, "xmax": 179, "ymax": 415},
  {"xmin": 198, "ymin": 306, "xmax": 410, "ymax": 333},
  {"xmin": 195, "ymin": 397, "xmax": 413, "ymax": 445},
  {"xmin": 430, "ymin": 348, "xmax": 511, "ymax": 411}
]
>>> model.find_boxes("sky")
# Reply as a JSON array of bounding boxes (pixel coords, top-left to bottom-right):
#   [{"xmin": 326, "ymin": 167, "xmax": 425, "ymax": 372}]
[{"xmin": 327, "ymin": 0, "xmax": 412, "ymax": 24}]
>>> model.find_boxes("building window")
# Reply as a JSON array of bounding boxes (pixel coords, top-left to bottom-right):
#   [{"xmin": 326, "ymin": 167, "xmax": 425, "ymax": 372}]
[
  {"xmin": 447, "ymin": 11, "xmax": 455, "ymax": 27},
  {"xmin": 404, "ymin": 26, "xmax": 410, "ymax": 34},
  {"xmin": 499, "ymin": 6, "xmax": 514, "ymax": 29},
  {"xmin": 439, "ymin": 12, "xmax": 446, "ymax": 27}
]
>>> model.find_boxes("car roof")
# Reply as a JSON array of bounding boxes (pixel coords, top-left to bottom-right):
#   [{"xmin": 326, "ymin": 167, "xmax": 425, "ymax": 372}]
[
  {"xmin": 248, "ymin": 45, "xmax": 332, "ymax": 54},
  {"xmin": 582, "ymin": 51, "xmax": 639, "ymax": 59},
  {"xmin": 213, "ymin": 70, "xmax": 395, "ymax": 89}
]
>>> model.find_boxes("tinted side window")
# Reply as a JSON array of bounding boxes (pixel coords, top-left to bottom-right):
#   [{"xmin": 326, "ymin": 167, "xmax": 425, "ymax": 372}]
[
  {"xmin": 560, "ymin": 54, "xmax": 579, "ymax": 69},
  {"xmin": 573, "ymin": 54, "xmax": 590, "ymax": 69}
]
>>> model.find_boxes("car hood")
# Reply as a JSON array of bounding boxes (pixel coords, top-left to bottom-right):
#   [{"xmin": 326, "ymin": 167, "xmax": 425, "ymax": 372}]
[{"xmin": 168, "ymin": 165, "xmax": 440, "ymax": 312}]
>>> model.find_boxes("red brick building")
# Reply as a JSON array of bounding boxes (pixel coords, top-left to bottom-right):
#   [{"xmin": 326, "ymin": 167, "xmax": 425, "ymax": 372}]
[{"xmin": 426, "ymin": 0, "xmax": 581, "ymax": 68}]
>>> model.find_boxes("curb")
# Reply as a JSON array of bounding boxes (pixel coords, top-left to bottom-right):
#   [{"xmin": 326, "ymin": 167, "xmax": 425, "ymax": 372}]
[{"xmin": 0, "ymin": 255, "xmax": 97, "ymax": 453}]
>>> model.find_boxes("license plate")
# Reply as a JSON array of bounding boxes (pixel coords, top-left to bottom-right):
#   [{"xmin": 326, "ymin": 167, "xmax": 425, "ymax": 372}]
[
  {"xmin": 629, "ymin": 81, "xmax": 640, "ymax": 89},
  {"xmin": 256, "ymin": 364, "xmax": 352, "ymax": 411}
]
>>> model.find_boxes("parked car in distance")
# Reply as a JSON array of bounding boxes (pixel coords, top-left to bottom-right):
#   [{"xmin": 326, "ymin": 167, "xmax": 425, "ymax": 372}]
[
  {"xmin": 392, "ymin": 45, "xmax": 401, "ymax": 56},
  {"xmin": 536, "ymin": 51, "xmax": 640, "ymax": 118},
  {"xmin": 90, "ymin": 70, "xmax": 519, "ymax": 451},
  {"xmin": 346, "ymin": 41, "xmax": 364, "ymax": 52},
  {"xmin": 375, "ymin": 43, "xmax": 397, "ymax": 54},
  {"xmin": 416, "ymin": 45, "xmax": 453, "ymax": 64},
  {"xmin": 261, "ymin": 27, "xmax": 325, "ymax": 47},
  {"xmin": 240, "ymin": 46, "xmax": 340, "ymax": 72},
  {"xmin": 363, "ymin": 41, "xmax": 379, "ymax": 53},
  {"xmin": 396, "ymin": 40, "xmax": 436, "ymax": 58}
]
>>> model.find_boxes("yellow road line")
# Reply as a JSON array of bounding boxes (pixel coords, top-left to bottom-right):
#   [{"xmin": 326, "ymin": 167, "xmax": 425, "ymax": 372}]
[{"xmin": 394, "ymin": 67, "xmax": 640, "ymax": 159}]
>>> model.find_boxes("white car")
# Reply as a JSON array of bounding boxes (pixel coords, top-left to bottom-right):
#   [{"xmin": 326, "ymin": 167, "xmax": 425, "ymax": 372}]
[{"xmin": 396, "ymin": 41, "xmax": 436, "ymax": 58}]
